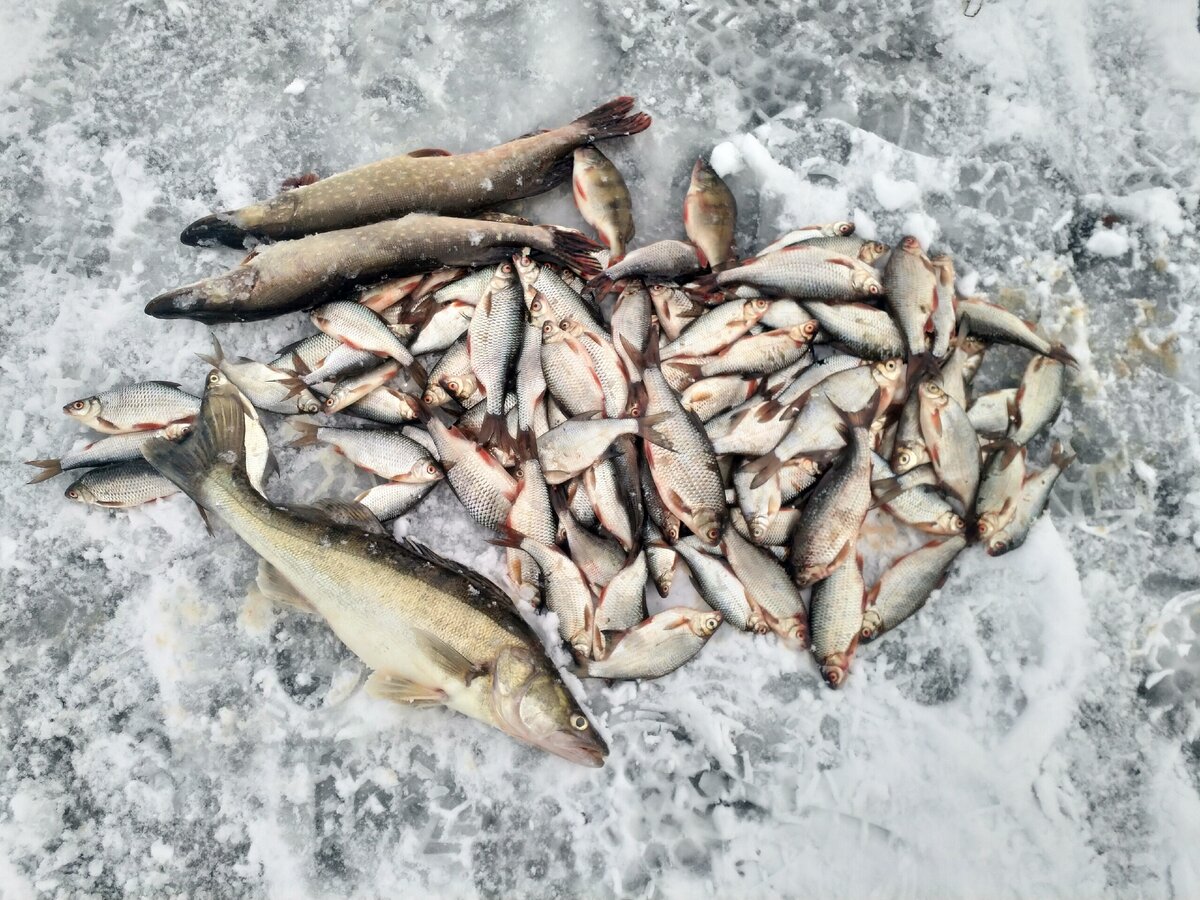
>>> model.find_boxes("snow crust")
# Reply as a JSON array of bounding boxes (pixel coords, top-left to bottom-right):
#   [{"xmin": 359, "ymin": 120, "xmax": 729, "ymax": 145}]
[{"xmin": 2, "ymin": 0, "xmax": 1200, "ymax": 896}]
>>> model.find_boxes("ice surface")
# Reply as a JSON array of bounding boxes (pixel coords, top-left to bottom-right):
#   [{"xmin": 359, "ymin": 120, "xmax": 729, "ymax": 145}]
[{"xmin": 2, "ymin": 0, "xmax": 1200, "ymax": 896}]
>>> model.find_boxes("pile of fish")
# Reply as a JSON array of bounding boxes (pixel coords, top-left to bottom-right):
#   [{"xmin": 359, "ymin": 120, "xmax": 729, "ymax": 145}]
[{"xmin": 29, "ymin": 95, "xmax": 1076, "ymax": 765}]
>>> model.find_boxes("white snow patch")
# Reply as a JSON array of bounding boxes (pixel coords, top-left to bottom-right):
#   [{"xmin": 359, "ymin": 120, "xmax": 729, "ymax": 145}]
[
  {"xmin": 871, "ymin": 171, "xmax": 920, "ymax": 211},
  {"xmin": 709, "ymin": 141, "xmax": 744, "ymax": 177},
  {"xmin": 1085, "ymin": 227, "xmax": 1130, "ymax": 257},
  {"xmin": 283, "ymin": 78, "xmax": 307, "ymax": 95}
]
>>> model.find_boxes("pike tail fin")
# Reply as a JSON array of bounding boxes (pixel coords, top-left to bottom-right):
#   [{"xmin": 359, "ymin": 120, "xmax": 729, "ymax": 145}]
[{"xmin": 574, "ymin": 96, "xmax": 652, "ymax": 141}]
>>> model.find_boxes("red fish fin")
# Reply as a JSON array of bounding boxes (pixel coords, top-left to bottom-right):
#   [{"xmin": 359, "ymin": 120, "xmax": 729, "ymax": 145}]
[
  {"xmin": 547, "ymin": 227, "xmax": 604, "ymax": 280},
  {"xmin": 573, "ymin": 96, "xmax": 652, "ymax": 140}
]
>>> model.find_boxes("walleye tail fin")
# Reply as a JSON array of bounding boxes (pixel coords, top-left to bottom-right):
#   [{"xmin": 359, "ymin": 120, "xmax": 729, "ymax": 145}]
[
  {"xmin": 142, "ymin": 381, "xmax": 247, "ymax": 497},
  {"xmin": 636, "ymin": 412, "xmax": 676, "ymax": 451},
  {"xmin": 574, "ymin": 96, "xmax": 652, "ymax": 141},
  {"xmin": 25, "ymin": 458, "xmax": 63, "ymax": 484},
  {"xmin": 547, "ymin": 227, "xmax": 605, "ymax": 280},
  {"xmin": 180, "ymin": 213, "xmax": 252, "ymax": 249}
]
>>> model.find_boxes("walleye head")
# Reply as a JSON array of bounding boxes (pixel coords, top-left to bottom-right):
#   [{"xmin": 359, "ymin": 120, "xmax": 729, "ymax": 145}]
[{"xmin": 491, "ymin": 646, "xmax": 607, "ymax": 768}]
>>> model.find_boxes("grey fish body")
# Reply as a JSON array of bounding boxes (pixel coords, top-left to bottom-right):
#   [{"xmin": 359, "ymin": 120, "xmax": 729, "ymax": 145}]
[
  {"xmin": 595, "ymin": 240, "xmax": 704, "ymax": 285},
  {"xmin": 860, "ymin": 535, "xmax": 968, "ymax": 641},
  {"xmin": 715, "ymin": 244, "xmax": 882, "ymax": 299},
  {"xmin": 65, "ymin": 382, "xmax": 199, "ymax": 435},
  {"xmin": 802, "ymin": 301, "xmax": 905, "ymax": 361},
  {"xmin": 675, "ymin": 537, "xmax": 762, "ymax": 633},
  {"xmin": 1009, "ymin": 356, "xmax": 1066, "ymax": 446},
  {"xmin": 355, "ymin": 480, "xmax": 438, "ymax": 521},
  {"xmin": 684, "ymin": 158, "xmax": 737, "ymax": 270},
  {"xmin": 985, "ymin": 443, "xmax": 1074, "ymax": 556},
  {"xmin": 967, "ymin": 388, "xmax": 1018, "ymax": 437},
  {"xmin": 200, "ymin": 336, "xmax": 321, "ymax": 415},
  {"xmin": 343, "ymin": 385, "xmax": 422, "ymax": 425},
  {"xmin": 681, "ymin": 375, "xmax": 761, "ymax": 422},
  {"xmin": 643, "ymin": 519, "xmax": 678, "ymax": 596},
  {"xmin": 974, "ymin": 445, "xmax": 1027, "ymax": 542},
  {"xmin": 721, "ymin": 526, "xmax": 807, "ymax": 644},
  {"xmin": 917, "ymin": 381, "xmax": 981, "ymax": 512},
  {"xmin": 594, "ymin": 551, "xmax": 648, "ymax": 633},
  {"xmin": 808, "ymin": 555, "xmax": 866, "ymax": 688},
  {"xmin": 882, "ymin": 236, "xmax": 938, "ymax": 360},
  {"xmin": 28, "ymin": 425, "xmax": 190, "ymax": 484},
  {"xmin": 689, "ymin": 324, "xmax": 817, "ymax": 379},
  {"xmin": 292, "ymin": 422, "xmax": 440, "ymax": 483},
  {"xmin": 65, "ymin": 460, "xmax": 180, "ymax": 508},
  {"xmin": 580, "ymin": 607, "xmax": 720, "ymax": 680},
  {"xmin": 425, "ymin": 417, "xmax": 517, "ymax": 530}
]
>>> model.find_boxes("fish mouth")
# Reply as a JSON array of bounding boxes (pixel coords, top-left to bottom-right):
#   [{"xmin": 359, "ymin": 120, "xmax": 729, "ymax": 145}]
[
  {"xmin": 180, "ymin": 213, "xmax": 253, "ymax": 248},
  {"xmin": 538, "ymin": 729, "xmax": 609, "ymax": 768},
  {"xmin": 145, "ymin": 268, "xmax": 260, "ymax": 322}
]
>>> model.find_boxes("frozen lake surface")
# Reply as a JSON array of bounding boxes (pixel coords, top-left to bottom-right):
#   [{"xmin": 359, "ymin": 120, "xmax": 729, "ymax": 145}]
[{"xmin": 2, "ymin": 0, "xmax": 1199, "ymax": 896}]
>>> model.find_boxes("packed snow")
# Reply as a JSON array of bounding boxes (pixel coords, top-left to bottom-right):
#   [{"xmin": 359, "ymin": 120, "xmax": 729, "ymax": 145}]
[{"xmin": 2, "ymin": 0, "xmax": 1200, "ymax": 897}]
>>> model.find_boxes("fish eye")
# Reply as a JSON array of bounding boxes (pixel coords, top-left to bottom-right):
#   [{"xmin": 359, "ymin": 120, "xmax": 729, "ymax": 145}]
[
  {"xmin": 953, "ymin": 516, "xmax": 965, "ymax": 530},
  {"xmin": 541, "ymin": 322, "xmax": 553, "ymax": 335},
  {"xmin": 704, "ymin": 615, "xmax": 720, "ymax": 631},
  {"xmin": 570, "ymin": 715, "xmax": 589, "ymax": 731},
  {"xmin": 501, "ymin": 263, "xmax": 513, "ymax": 273},
  {"xmin": 207, "ymin": 372, "xmax": 221, "ymax": 385},
  {"xmin": 67, "ymin": 489, "xmax": 79, "ymax": 499},
  {"xmin": 559, "ymin": 319, "xmax": 570, "ymax": 330},
  {"xmin": 706, "ymin": 526, "xmax": 720, "ymax": 541},
  {"xmin": 839, "ymin": 223, "xmax": 854, "ymax": 236},
  {"xmin": 426, "ymin": 463, "xmax": 438, "ymax": 475},
  {"xmin": 324, "ymin": 396, "xmax": 337, "ymax": 408},
  {"xmin": 897, "ymin": 451, "xmax": 912, "ymax": 466}
]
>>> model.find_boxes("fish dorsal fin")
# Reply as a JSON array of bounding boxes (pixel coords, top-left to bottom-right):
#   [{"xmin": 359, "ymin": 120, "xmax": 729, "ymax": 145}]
[
  {"xmin": 255, "ymin": 559, "xmax": 318, "ymax": 615},
  {"xmin": 399, "ymin": 538, "xmax": 515, "ymax": 608},
  {"xmin": 147, "ymin": 380, "xmax": 184, "ymax": 389},
  {"xmin": 407, "ymin": 148, "xmax": 452, "ymax": 158},
  {"xmin": 286, "ymin": 499, "xmax": 388, "ymax": 534}
]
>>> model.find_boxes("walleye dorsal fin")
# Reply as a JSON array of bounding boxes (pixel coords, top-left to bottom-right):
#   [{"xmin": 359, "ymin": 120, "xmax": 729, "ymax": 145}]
[
  {"xmin": 365, "ymin": 671, "xmax": 446, "ymax": 707},
  {"xmin": 254, "ymin": 559, "xmax": 318, "ymax": 615},
  {"xmin": 399, "ymin": 538, "xmax": 515, "ymax": 608}
]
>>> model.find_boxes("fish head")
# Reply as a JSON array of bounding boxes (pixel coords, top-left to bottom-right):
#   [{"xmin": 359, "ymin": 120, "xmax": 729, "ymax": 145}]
[
  {"xmin": 653, "ymin": 569, "xmax": 675, "ymax": 597},
  {"xmin": 820, "ymin": 653, "xmax": 851, "ymax": 688},
  {"xmin": 743, "ymin": 298, "xmax": 771, "ymax": 323},
  {"xmin": 64, "ymin": 478, "xmax": 93, "ymax": 504},
  {"xmin": 851, "ymin": 267, "xmax": 884, "ymax": 297},
  {"xmin": 860, "ymin": 241, "xmax": 889, "ymax": 264},
  {"xmin": 559, "ymin": 317, "xmax": 585, "ymax": 338},
  {"xmin": 691, "ymin": 509, "xmax": 724, "ymax": 546},
  {"xmin": 662, "ymin": 516, "xmax": 682, "ymax": 543},
  {"xmin": 833, "ymin": 221, "xmax": 856, "ymax": 237},
  {"xmin": 403, "ymin": 459, "xmax": 444, "ymax": 485},
  {"xmin": 298, "ymin": 395, "xmax": 323, "ymax": 415},
  {"xmin": 859, "ymin": 610, "xmax": 883, "ymax": 643},
  {"xmin": 573, "ymin": 145, "xmax": 607, "ymax": 171},
  {"xmin": 774, "ymin": 613, "xmax": 807, "ymax": 646},
  {"xmin": 789, "ymin": 320, "xmax": 820, "ymax": 344},
  {"xmin": 491, "ymin": 646, "xmax": 607, "ymax": 768},
  {"xmin": 891, "ymin": 442, "xmax": 926, "ymax": 474},
  {"xmin": 871, "ymin": 358, "xmax": 905, "ymax": 394},
  {"xmin": 539, "ymin": 317, "xmax": 566, "ymax": 344},
  {"xmin": 939, "ymin": 511, "xmax": 967, "ymax": 535},
  {"xmin": 899, "ymin": 235, "xmax": 924, "ymax": 254},
  {"xmin": 144, "ymin": 268, "xmax": 258, "ymax": 321},
  {"xmin": 163, "ymin": 423, "xmax": 193, "ymax": 441},
  {"xmin": 918, "ymin": 379, "xmax": 949, "ymax": 408},
  {"xmin": 686, "ymin": 609, "xmax": 723, "ymax": 637},
  {"xmin": 422, "ymin": 383, "xmax": 450, "ymax": 407},
  {"xmin": 985, "ymin": 529, "xmax": 1018, "ymax": 557},
  {"xmin": 689, "ymin": 157, "xmax": 721, "ymax": 189},
  {"xmin": 444, "ymin": 374, "xmax": 477, "ymax": 403},
  {"xmin": 64, "ymin": 396, "xmax": 102, "ymax": 424}
]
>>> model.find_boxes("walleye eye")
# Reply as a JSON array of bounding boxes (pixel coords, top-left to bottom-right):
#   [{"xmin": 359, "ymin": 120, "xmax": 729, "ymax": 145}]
[{"xmin": 570, "ymin": 715, "xmax": 588, "ymax": 731}]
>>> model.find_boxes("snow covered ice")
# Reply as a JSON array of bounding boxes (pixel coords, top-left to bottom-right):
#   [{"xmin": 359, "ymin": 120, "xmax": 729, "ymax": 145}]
[{"xmin": 2, "ymin": 0, "xmax": 1200, "ymax": 896}]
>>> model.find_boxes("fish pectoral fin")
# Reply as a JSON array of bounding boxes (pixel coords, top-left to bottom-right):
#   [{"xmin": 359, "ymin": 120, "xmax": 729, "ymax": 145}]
[
  {"xmin": 294, "ymin": 499, "xmax": 388, "ymax": 534},
  {"xmin": 413, "ymin": 629, "xmax": 489, "ymax": 686},
  {"xmin": 365, "ymin": 671, "xmax": 447, "ymax": 707},
  {"xmin": 255, "ymin": 560, "xmax": 319, "ymax": 615}
]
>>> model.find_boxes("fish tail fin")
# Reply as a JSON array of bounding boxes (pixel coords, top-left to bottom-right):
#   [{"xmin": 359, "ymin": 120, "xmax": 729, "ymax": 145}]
[
  {"xmin": 288, "ymin": 419, "xmax": 321, "ymax": 448},
  {"xmin": 486, "ymin": 525, "xmax": 527, "ymax": 551},
  {"xmin": 666, "ymin": 358, "xmax": 704, "ymax": 389},
  {"xmin": 476, "ymin": 412, "xmax": 517, "ymax": 458},
  {"xmin": 142, "ymin": 381, "xmax": 247, "ymax": 498},
  {"xmin": 1048, "ymin": 342, "xmax": 1078, "ymax": 368},
  {"xmin": 908, "ymin": 351, "xmax": 939, "ymax": 382},
  {"xmin": 994, "ymin": 436, "xmax": 1023, "ymax": 468},
  {"xmin": 690, "ymin": 273, "xmax": 721, "ymax": 295},
  {"xmin": 636, "ymin": 412, "xmax": 676, "ymax": 451},
  {"xmin": 618, "ymin": 333, "xmax": 645, "ymax": 375},
  {"xmin": 643, "ymin": 320, "xmax": 662, "ymax": 368},
  {"xmin": 179, "ymin": 212, "xmax": 251, "ymax": 248},
  {"xmin": 405, "ymin": 358, "xmax": 428, "ymax": 387},
  {"xmin": 195, "ymin": 332, "xmax": 225, "ymax": 370},
  {"xmin": 869, "ymin": 475, "xmax": 904, "ymax": 508},
  {"xmin": 25, "ymin": 458, "xmax": 63, "ymax": 484},
  {"xmin": 744, "ymin": 452, "xmax": 784, "ymax": 490},
  {"xmin": 574, "ymin": 96, "xmax": 652, "ymax": 141},
  {"xmin": 832, "ymin": 393, "xmax": 879, "ymax": 435},
  {"xmin": 1050, "ymin": 440, "xmax": 1076, "ymax": 472},
  {"xmin": 547, "ymin": 227, "xmax": 605, "ymax": 280}
]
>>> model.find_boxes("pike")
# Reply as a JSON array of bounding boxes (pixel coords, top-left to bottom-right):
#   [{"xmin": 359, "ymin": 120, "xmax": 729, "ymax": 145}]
[
  {"xmin": 147, "ymin": 215, "xmax": 605, "ymax": 323},
  {"xmin": 181, "ymin": 96, "xmax": 650, "ymax": 245}
]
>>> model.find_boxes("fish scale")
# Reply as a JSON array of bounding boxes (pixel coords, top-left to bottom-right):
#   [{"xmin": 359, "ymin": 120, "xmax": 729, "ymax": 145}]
[
  {"xmin": 715, "ymin": 244, "xmax": 882, "ymax": 298},
  {"xmin": 65, "ymin": 460, "xmax": 180, "ymax": 508},
  {"xmin": 65, "ymin": 382, "xmax": 199, "ymax": 435},
  {"xmin": 860, "ymin": 536, "xmax": 968, "ymax": 642},
  {"xmin": 882, "ymin": 236, "xmax": 938, "ymax": 360},
  {"xmin": 579, "ymin": 608, "xmax": 721, "ymax": 680},
  {"xmin": 467, "ymin": 263, "xmax": 525, "ymax": 439}
]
